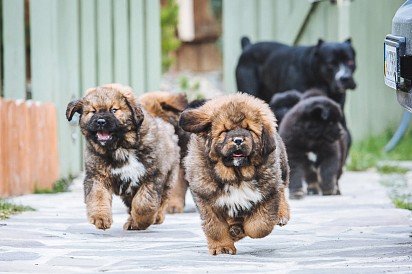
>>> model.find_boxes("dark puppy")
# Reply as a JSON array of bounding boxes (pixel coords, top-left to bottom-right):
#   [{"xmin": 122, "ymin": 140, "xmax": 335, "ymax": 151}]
[
  {"xmin": 181, "ymin": 93, "xmax": 290, "ymax": 255},
  {"xmin": 279, "ymin": 95, "xmax": 346, "ymax": 199},
  {"xmin": 66, "ymin": 84, "xmax": 180, "ymax": 230},
  {"xmin": 236, "ymin": 37, "xmax": 356, "ymax": 110},
  {"xmin": 269, "ymin": 90, "xmax": 302, "ymax": 124}
]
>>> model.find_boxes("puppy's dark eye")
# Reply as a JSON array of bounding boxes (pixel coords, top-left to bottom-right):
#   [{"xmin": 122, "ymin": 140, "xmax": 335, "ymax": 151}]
[
  {"xmin": 111, "ymin": 108, "xmax": 118, "ymax": 114},
  {"xmin": 91, "ymin": 110, "xmax": 96, "ymax": 113}
]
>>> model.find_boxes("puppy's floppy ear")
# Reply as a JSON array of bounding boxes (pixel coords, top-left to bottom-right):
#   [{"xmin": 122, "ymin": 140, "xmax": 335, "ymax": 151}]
[
  {"xmin": 261, "ymin": 127, "xmax": 276, "ymax": 157},
  {"xmin": 66, "ymin": 99, "xmax": 83, "ymax": 121},
  {"xmin": 160, "ymin": 93, "xmax": 188, "ymax": 113},
  {"xmin": 179, "ymin": 108, "xmax": 211, "ymax": 133},
  {"xmin": 122, "ymin": 90, "xmax": 144, "ymax": 128}
]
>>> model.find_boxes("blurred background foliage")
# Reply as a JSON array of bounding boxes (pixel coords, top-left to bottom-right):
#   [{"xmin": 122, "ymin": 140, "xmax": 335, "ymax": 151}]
[{"xmin": 161, "ymin": 0, "xmax": 181, "ymax": 72}]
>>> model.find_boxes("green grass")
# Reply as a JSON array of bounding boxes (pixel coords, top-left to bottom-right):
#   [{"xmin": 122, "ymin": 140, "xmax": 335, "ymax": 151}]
[
  {"xmin": 393, "ymin": 198, "xmax": 412, "ymax": 210},
  {"xmin": 347, "ymin": 129, "xmax": 412, "ymax": 171},
  {"xmin": 377, "ymin": 164, "xmax": 409, "ymax": 174},
  {"xmin": 0, "ymin": 199, "xmax": 35, "ymax": 220},
  {"xmin": 34, "ymin": 175, "xmax": 75, "ymax": 194}
]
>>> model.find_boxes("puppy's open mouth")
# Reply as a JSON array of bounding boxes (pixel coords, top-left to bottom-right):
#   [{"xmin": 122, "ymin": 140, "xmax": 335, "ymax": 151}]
[
  {"xmin": 222, "ymin": 149, "xmax": 250, "ymax": 167},
  {"xmin": 96, "ymin": 131, "xmax": 113, "ymax": 144},
  {"xmin": 232, "ymin": 150, "xmax": 246, "ymax": 158}
]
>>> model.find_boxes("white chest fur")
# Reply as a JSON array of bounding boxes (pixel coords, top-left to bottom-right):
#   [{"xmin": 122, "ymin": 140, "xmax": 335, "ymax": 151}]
[
  {"xmin": 215, "ymin": 181, "xmax": 263, "ymax": 217},
  {"xmin": 111, "ymin": 148, "xmax": 146, "ymax": 194}
]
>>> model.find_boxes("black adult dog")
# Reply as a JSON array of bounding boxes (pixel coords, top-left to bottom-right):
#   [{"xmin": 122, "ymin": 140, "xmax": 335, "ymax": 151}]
[{"xmin": 235, "ymin": 37, "xmax": 356, "ymax": 112}]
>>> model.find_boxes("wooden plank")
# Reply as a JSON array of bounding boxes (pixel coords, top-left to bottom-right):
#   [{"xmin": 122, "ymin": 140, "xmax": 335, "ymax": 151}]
[
  {"xmin": 80, "ymin": 0, "xmax": 97, "ymax": 92},
  {"xmin": 257, "ymin": 0, "xmax": 275, "ymax": 40},
  {"xmin": 113, "ymin": 0, "xmax": 130, "ymax": 84},
  {"xmin": 0, "ymin": 100, "xmax": 4, "ymax": 196},
  {"xmin": 144, "ymin": 0, "xmax": 161, "ymax": 91},
  {"xmin": 2, "ymin": 0, "xmax": 26, "ymax": 99},
  {"xmin": 222, "ymin": 0, "xmax": 240, "ymax": 92},
  {"xmin": 130, "ymin": 0, "xmax": 146, "ymax": 93},
  {"xmin": 30, "ymin": 0, "xmax": 57, "ymax": 102},
  {"xmin": 55, "ymin": 0, "xmax": 82, "ymax": 176},
  {"xmin": 96, "ymin": 0, "xmax": 113, "ymax": 85}
]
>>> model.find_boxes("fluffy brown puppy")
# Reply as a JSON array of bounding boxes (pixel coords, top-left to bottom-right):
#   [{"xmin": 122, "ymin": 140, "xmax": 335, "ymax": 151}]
[
  {"xmin": 180, "ymin": 93, "xmax": 290, "ymax": 255},
  {"xmin": 66, "ymin": 84, "xmax": 179, "ymax": 230},
  {"xmin": 138, "ymin": 91, "xmax": 189, "ymax": 213}
]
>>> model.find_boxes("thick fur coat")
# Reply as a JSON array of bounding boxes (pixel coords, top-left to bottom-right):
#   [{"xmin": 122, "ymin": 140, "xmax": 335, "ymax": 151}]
[
  {"xmin": 180, "ymin": 93, "xmax": 290, "ymax": 255},
  {"xmin": 279, "ymin": 94, "xmax": 347, "ymax": 199},
  {"xmin": 66, "ymin": 84, "xmax": 180, "ymax": 230}
]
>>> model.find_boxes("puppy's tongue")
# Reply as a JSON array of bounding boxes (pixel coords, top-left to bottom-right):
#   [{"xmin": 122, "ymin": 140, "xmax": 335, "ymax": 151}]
[
  {"xmin": 96, "ymin": 131, "xmax": 111, "ymax": 141},
  {"xmin": 233, "ymin": 151, "xmax": 245, "ymax": 157}
]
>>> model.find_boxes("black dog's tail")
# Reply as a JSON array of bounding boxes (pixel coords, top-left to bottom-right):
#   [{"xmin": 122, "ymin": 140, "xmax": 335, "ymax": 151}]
[{"xmin": 241, "ymin": 36, "xmax": 251, "ymax": 50}]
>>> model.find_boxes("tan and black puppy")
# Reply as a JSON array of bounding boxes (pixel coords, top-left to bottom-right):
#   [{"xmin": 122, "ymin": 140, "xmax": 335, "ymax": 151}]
[
  {"xmin": 139, "ymin": 92, "xmax": 206, "ymax": 213},
  {"xmin": 180, "ymin": 93, "xmax": 290, "ymax": 255},
  {"xmin": 138, "ymin": 91, "xmax": 189, "ymax": 213},
  {"xmin": 66, "ymin": 84, "xmax": 180, "ymax": 231}
]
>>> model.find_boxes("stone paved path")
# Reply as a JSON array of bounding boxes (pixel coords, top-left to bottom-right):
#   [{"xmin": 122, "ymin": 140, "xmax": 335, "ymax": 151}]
[{"xmin": 1, "ymin": 171, "xmax": 411, "ymax": 273}]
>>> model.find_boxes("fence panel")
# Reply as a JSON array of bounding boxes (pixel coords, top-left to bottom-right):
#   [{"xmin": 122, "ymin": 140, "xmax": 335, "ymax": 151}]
[
  {"xmin": 114, "ymin": 0, "xmax": 130, "ymax": 84},
  {"xmin": 144, "ymin": 0, "xmax": 161, "ymax": 91},
  {"xmin": 1, "ymin": 0, "xmax": 162, "ymax": 188},
  {"xmin": 2, "ymin": 0, "xmax": 26, "ymax": 99},
  {"xmin": 130, "ymin": 0, "xmax": 146, "ymax": 94},
  {"xmin": 97, "ymin": 0, "xmax": 114, "ymax": 85},
  {"xmin": 0, "ymin": 99, "xmax": 59, "ymax": 197},
  {"xmin": 80, "ymin": 0, "xmax": 98, "ymax": 91}
]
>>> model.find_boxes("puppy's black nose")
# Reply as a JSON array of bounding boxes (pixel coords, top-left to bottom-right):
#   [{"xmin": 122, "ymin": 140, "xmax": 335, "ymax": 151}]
[
  {"xmin": 96, "ymin": 119, "xmax": 106, "ymax": 126},
  {"xmin": 233, "ymin": 137, "xmax": 243, "ymax": 145}
]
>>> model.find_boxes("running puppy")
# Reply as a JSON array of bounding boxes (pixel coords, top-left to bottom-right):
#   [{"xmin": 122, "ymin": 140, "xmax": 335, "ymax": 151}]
[
  {"xmin": 180, "ymin": 93, "xmax": 290, "ymax": 255},
  {"xmin": 66, "ymin": 84, "xmax": 180, "ymax": 230},
  {"xmin": 138, "ymin": 92, "xmax": 207, "ymax": 213},
  {"xmin": 279, "ymin": 95, "xmax": 346, "ymax": 199}
]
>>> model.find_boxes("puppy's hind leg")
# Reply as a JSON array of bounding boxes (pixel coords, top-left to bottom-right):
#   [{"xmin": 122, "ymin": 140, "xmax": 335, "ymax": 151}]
[{"xmin": 166, "ymin": 167, "xmax": 188, "ymax": 214}]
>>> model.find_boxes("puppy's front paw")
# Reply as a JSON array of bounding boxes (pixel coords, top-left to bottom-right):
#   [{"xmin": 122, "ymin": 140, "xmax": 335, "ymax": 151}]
[
  {"xmin": 277, "ymin": 215, "xmax": 289, "ymax": 226},
  {"xmin": 123, "ymin": 216, "xmax": 151, "ymax": 230},
  {"xmin": 88, "ymin": 212, "xmax": 112, "ymax": 230},
  {"xmin": 208, "ymin": 244, "xmax": 237, "ymax": 255},
  {"xmin": 277, "ymin": 205, "xmax": 290, "ymax": 227}
]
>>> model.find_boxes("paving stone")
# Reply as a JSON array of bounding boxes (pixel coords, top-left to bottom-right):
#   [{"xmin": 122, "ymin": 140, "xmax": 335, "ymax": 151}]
[{"xmin": 0, "ymin": 171, "xmax": 410, "ymax": 273}]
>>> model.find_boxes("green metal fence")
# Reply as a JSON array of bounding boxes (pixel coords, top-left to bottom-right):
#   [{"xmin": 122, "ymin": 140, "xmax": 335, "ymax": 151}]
[
  {"xmin": 223, "ymin": 0, "xmax": 405, "ymax": 141},
  {"xmin": 1, "ymin": 0, "xmax": 161, "ymax": 177}
]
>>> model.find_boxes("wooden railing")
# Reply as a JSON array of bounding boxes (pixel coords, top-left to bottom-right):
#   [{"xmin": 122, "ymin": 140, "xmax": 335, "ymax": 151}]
[{"xmin": 0, "ymin": 98, "xmax": 59, "ymax": 197}]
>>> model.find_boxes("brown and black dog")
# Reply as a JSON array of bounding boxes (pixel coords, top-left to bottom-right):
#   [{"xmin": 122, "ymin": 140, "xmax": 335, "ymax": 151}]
[
  {"xmin": 138, "ymin": 92, "xmax": 207, "ymax": 213},
  {"xmin": 180, "ymin": 93, "xmax": 290, "ymax": 255},
  {"xmin": 66, "ymin": 84, "xmax": 180, "ymax": 230}
]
